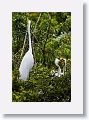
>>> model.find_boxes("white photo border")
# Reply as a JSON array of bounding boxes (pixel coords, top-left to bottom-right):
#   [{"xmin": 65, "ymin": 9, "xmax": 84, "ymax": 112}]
[{"xmin": 0, "ymin": 0, "xmax": 83, "ymax": 114}]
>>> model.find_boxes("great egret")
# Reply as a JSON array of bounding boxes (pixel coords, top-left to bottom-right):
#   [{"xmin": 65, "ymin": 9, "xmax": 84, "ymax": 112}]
[
  {"xmin": 55, "ymin": 58, "xmax": 61, "ymax": 77},
  {"xmin": 19, "ymin": 20, "xmax": 34, "ymax": 80},
  {"xmin": 55, "ymin": 58, "xmax": 66, "ymax": 77}
]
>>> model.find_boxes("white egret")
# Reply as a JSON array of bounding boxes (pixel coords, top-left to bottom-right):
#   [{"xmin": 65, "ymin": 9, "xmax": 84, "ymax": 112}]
[
  {"xmin": 55, "ymin": 58, "xmax": 66, "ymax": 77},
  {"xmin": 55, "ymin": 58, "xmax": 61, "ymax": 77},
  {"xmin": 19, "ymin": 20, "xmax": 34, "ymax": 80}
]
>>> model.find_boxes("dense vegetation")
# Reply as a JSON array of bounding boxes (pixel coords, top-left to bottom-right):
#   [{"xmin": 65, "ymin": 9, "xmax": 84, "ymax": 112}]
[{"xmin": 12, "ymin": 12, "xmax": 71, "ymax": 102}]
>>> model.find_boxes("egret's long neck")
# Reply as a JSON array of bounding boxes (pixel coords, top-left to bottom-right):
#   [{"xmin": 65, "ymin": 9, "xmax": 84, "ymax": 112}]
[{"xmin": 28, "ymin": 20, "xmax": 32, "ymax": 53}]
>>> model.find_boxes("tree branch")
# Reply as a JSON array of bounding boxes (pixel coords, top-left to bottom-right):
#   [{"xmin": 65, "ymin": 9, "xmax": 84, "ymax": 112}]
[
  {"xmin": 32, "ymin": 13, "xmax": 42, "ymax": 64},
  {"xmin": 33, "ymin": 13, "xmax": 42, "ymax": 33},
  {"xmin": 43, "ymin": 13, "xmax": 51, "ymax": 66},
  {"xmin": 20, "ymin": 31, "xmax": 27, "ymax": 59}
]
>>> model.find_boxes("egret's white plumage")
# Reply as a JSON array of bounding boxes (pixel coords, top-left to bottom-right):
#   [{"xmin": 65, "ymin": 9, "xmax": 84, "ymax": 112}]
[
  {"xmin": 19, "ymin": 20, "xmax": 34, "ymax": 80},
  {"xmin": 55, "ymin": 58, "xmax": 60, "ymax": 67},
  {"xmin": 55, "ymin": 58, "xmax": 61, "ymax": 77},
  {"xmin": 55, "ymin": 58, "xmax": 66, "ymax": 77}
]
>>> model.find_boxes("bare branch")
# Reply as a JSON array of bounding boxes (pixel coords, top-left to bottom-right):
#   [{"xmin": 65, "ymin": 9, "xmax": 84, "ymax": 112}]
[
  {"xmin": 33, "ymin": 13, "xmax": 42, "ymax": 33},
  {"xmin": 20, "ymin": 31, "xmax": 27, "ymax": 59},
  {"xmin": 43, "ymin": 13, "xmax": 51, "ymax": 66},
  {"xmin": 32, "ymin": 13, "xmax": 42, "ymax": 64}
]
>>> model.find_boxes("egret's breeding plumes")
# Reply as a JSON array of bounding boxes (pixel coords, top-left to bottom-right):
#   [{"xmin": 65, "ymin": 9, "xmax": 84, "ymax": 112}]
[
  {"xmin": 55, "ymin": 58, "xmax": 66, "ymax": 77},
  {"xmin": 19, "ymin": 20, "xmax": 34, "ymax": 80}
]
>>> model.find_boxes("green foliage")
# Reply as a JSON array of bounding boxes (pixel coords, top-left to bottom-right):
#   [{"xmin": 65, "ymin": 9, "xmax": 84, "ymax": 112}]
[
  {"xmin": 12, "ymin": 12, "xmax": 71, "ymax": 102},
  {"xmin": 12, "ymin": 64, "xmax": 71, "ymax": 102}
]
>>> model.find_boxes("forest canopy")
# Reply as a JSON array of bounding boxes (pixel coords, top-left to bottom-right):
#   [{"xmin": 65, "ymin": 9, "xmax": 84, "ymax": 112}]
[{"xmin": 12, "ymin": 12, "xmax": 71, "ymax": 102}]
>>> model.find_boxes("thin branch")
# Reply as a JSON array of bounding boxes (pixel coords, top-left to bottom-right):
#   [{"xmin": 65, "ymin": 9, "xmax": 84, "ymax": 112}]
[
  {"xmin": 14, "ymin": 48, "xmax": 22, "ymax": 58},
  {"xmin": 43, "ymin": 13, "xmax": 51, "ymax": 66},
  {"xmin": 13, "ymin": 31, "xmax": 27, "ymax": 35},
  {"xmin": 31, "ymin": 32, "xmax": 43, "ymax": 51},
  {"xmin": 32, "ymin": 13, "xmax": 42, "ymax": 64},
  {"xmin": 33, "ymin": 13, "xmax": 42, "ymax": 33},
  {"xmin": 45, "ymin": 13, "xmax": 51, "ymax": 44},
  {"xmin": 20, "ymin": 31, "xmax": 27, "ymax": 59}
]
